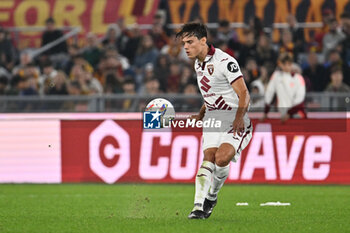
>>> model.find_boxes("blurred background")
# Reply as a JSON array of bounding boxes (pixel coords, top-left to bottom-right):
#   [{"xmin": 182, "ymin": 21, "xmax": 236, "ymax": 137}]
[{"xmin": 0, "ymin": 0, "xmax": 349, "ymax": 113}]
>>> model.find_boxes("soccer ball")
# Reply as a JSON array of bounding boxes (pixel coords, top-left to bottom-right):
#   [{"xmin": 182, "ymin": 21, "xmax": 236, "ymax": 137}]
[{"xmin": 145, "ymin": 98, "xmax": 175, "ymax": 127}]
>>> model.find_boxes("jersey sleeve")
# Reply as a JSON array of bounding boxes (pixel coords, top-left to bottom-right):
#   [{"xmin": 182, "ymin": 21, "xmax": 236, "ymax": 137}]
[
  {"xmin": 220, "ymin": 57, "xmax": 243, "ymax": 84},
  {"xmin": 292, "ymin": 74, "xmax": 306, "ymax": 106}
]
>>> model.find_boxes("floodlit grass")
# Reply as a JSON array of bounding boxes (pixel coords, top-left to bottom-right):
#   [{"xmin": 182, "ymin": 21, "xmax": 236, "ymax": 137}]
[{"xmin": 0, "ymin": 184, "xmax": 349, "ymax": 233}]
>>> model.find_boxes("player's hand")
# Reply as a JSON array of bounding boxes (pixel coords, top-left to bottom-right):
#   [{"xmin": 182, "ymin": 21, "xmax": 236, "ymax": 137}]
[
  {"xmin": 232, "ymin": 117, "xmax": 245, "ymax": 136},
  {"xmin": 189, "ymin": 114, "xmax": 203, "ymax": 122}
]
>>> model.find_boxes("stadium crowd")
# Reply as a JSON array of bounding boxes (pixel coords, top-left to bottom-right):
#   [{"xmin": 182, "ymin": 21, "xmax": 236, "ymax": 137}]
[{"xmin": 0, "ymin": 9, "xmax": 349, "ymax": 110}]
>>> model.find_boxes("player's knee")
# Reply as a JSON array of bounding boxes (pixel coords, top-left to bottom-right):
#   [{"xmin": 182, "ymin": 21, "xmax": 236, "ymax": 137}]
[
  {"xmin": 203, "ymin": 149, "xmax": 216, "ymax": 163},
  {"xmin": 215, "ymin": 152, "xmax": 232, "ymax": 167}
]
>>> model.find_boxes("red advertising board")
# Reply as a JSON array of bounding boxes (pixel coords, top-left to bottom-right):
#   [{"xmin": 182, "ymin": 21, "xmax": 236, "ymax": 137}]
[{"xmin": 61, "ymin": 118, "xmax": 350, "ymax": 184}]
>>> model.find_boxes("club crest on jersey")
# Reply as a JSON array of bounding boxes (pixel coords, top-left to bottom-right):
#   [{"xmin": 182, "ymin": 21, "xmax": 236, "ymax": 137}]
[
  {"xmin": 227, "ymin": 62, "xmax": 239, "ymax": 73},
  {"xmin": 207, "ymin": 64, "xmax": 214, "ymax": 75}
]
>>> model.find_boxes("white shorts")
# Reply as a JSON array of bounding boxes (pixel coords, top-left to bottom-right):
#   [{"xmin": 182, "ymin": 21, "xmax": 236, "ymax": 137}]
[{"xmin": 202, "ymin": 118, "xmax": 253, "ymax": 162}]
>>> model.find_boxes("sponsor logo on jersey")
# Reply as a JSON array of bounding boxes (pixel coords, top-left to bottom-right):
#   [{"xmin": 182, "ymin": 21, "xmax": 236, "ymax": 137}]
[
  {"xmin": 207, "ymin": 64, "xmax": 214, "ymax": 75},
  {"xmin": 203, "ymin": 93, "xmax": 216, "ymax": 98},
  {"xmin": 227, "ymin": 62, "xmax": 239, "ymax": 73}
]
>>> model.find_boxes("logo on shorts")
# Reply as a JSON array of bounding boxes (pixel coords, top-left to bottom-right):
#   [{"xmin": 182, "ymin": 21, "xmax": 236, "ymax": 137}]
[
  {"xmin": 227, "ymin": 62, "xmax": 239, "ymax": 73},
  {"xmin": 207, "ymin": 64, "xmax": 214, "ymax": 75},
  {"xmin": 143, "ymin": 111, "xmax": 162, "ymax": 129}
]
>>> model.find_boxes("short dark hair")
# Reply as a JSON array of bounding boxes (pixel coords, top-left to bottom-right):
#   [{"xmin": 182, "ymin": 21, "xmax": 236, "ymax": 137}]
[{"xmin": 176, "ymin": 22, "xmax": 207, "ymax": 39}]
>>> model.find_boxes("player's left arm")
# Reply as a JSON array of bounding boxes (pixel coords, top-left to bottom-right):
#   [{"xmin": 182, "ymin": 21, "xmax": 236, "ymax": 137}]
[
  {"xmin": 221, "ymin": 57, "xmax": 250, "ymax": 136},
  {"xmin": 231, "ymin": 78, "xmax": 250, "ymax": 136}
]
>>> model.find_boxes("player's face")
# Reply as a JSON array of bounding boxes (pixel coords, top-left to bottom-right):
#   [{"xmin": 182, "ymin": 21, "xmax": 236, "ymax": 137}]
[{"xmin": 181, "ymin": 35, "xmax": 205, "ymax": 59}]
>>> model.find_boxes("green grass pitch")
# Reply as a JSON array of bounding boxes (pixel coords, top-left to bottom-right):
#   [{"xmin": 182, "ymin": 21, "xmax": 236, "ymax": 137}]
[{"xmin": 0, "ymin": 184, "xmax": 349, "ymax": 233}]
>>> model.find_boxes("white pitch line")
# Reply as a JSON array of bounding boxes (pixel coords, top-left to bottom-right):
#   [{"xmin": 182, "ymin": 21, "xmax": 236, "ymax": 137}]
[{"xmin": 260, "ymin": 201, "xmax": 291, "ymax": 206}]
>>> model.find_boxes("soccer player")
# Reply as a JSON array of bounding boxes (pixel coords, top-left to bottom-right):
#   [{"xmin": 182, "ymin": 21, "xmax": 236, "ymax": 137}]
[{"xmin": 176, "ymin": 23, "xmax": 253, "ymax": 219}]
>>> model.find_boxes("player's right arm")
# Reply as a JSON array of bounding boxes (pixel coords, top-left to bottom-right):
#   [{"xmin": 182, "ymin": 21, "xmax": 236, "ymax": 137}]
[{"xmin": 190, "ymin": 104, "xmax": 206, "ymax": 121}]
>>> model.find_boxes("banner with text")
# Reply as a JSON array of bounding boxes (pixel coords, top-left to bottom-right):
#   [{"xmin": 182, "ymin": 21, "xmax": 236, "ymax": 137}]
[
  {"xmin": 61, "ymin": 118, "xmax": 350, "ymax": 184},
  {"xmin": 0, "ymin": 0, "xmax": 160, "ymax": 48}
]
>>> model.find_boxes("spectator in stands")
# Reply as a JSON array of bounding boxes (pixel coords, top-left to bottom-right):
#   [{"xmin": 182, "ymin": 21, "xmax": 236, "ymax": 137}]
[
  {"xmin": 323, "ymin": 18, "xmax": 345, "ymax": 57},
  {"xmin": 153, "ymin": 11, "xmax": 172, "ymax": 36},
  {"xmin": 69, "ymin": 55, "xmax": 94, "ymax": 78},
  {"xmin": 122, "ymin": 77, "xmax": 137, "ymax": 111},
  {"xmin": 286, "ymin": 14, "xmax": 305, "ymax": 52},
  {"xmin": 122, "ymin": 77, "xmax": 136, "ymax": 95},
  {"xmin": 244, "ymin": 58, "xmax": 260, "ymax": 88},
  {"xmin": 119, "ymin": 23, "xmax": 142, "ymax": 64},
  {"xmin": 143, "ymin": 63, "xmax": 155, "ymax": 81},
  {"xmin": 179, "ymin": 81, "xmax": 202, "ymax": 112},
  {"xmin": 258, "ymin": 66, "xmax": 270, "ymax": 86},
  {"xmin": 154, "ymin": 54, "xmax": 170, "ymax": 92},
  {"xmin": 256, "ymin": 33, "xmax": 277, "ymax": 71},
  {"xmin": 263, "ymin": 53, "xmax": 306, "ymax": 122},
  {"xmin": 0, "ymin": 76, "xmax": 8, "ymax": 95},
  {"xmin": 166, "ymin": 62, "xmax": 182, "ymax": 93},
  {"xmin": 103, "ymin": 45, "xmax": 130, "ymax": 70},
  {"xmin": 149, "ymin": 22, "xmax": 169, "ymax": 50},
  {"xmin": 179, "ymin": 65, "xmax": 196, "ymax": 93},
  {"xmin": 104, "ymin": 73, "xmax": 122, "ymax": 94},
  {"xmin": 102, "ymin": 24, "xmax": 121, "ymax": 48},
  {"xmin": 144, "ymin": 77, "xmax": 161, "ymax": 95},
  {"xmin": 238, "ymin": 30, "xmax": 257, "ymax": 67},
  {"xmin": 324, "ymin": 49, "xmax": 343, "ymax": 86},
  {"xmin": 60, "ymin": 44, "xmax": 80, "ymax": 74},
  {"xmin": 45, "ymin": 71, "xmax": 68, "ymax": 95},
  {"xmin": 325, "ymin": 65, "xmax": 350, "ymax": 92},
  {"xmin": 39, "ymin": 60, "xmax": 57, "ymax": 95},
  {"xmin": 12, "ymin": 52, "xmax": 38, "ymax": 77},
  {"xmin": 82, "ymin": 33, "xmax": 102, "ymax": 69},
  {"xmin": 0, "ymin": 27, "xmax": 16, "ymax": 71},
  {"xmin": 161, "ymin": 34, "xmax": 189, "ymax": 62},
  {"xmin": 134, "ymin": 34, "xmax": 159, "ymax": 69},
  {"xmin": 41, "ymin": 17, "xmax": 67, "ymax": 55},
  {"xmin": 339, "ymin": 12, "xmax": 350, "ymax": 85},
  {"xmin": 315, "ymin": 8, "xmax": 335, "ymax": 51},
  {"xmin": 70, "ymin": 64, "xmax": 103, "ymax": 95},
  {"xmin": 250, "ymin": 79, "xmax": 265, "ymax": 109},
  {"xmin": 248, "ymin": 16, "xmax": 264, "ymax": 40},
  {"xmin": 302, "ymin": 52, "xmax": 327, "ymax": 92},
  {"xmin": 97, "ymin": 55, "xmax": 124, "ymax": 91},
  {"xmin": 279, "ymin": 29, "xmax": 299, "ymax": 61},
  {"xmin": 22, "ymin": 76, "xmax": 39, "ymax": 96},
  {"xmin": 5, "ymin": 75, "xmax": 20, "ymax": 95},
  {"xmin": 215, "ymin": 19, "xmax": 238, "ymax": 45}
]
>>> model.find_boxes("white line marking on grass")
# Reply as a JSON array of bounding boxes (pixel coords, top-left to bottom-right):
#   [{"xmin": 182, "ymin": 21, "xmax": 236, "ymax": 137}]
[
  {"xmin": 236, "ymin": 202, "xmax": 249, "ymax": 206},
  {"xmin": 260, "ymin": 202, "xmax": 291, "ymax": 206}
]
